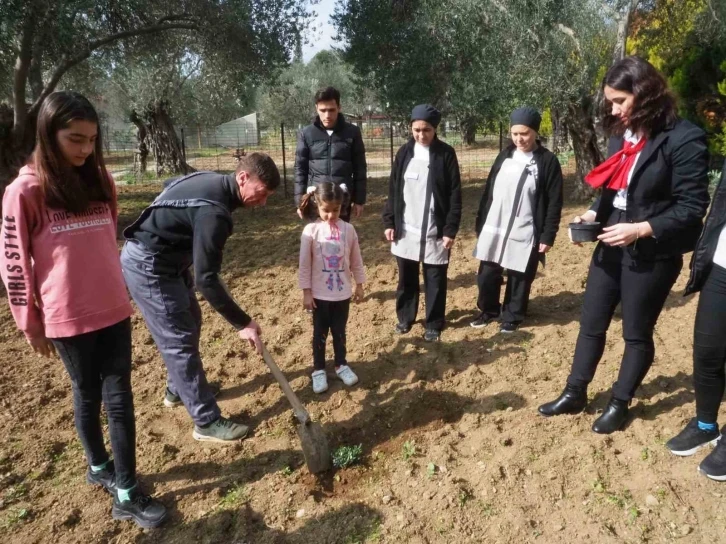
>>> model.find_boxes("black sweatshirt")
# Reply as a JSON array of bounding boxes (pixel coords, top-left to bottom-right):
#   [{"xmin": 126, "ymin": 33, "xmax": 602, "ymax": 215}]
[{"xmin": 125, "ymin": 172, "xmax": 251, "ymax": 329}]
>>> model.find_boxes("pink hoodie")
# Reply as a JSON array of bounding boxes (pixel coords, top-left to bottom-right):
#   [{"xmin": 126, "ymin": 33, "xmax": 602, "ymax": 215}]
[
  {"xmin": 299, "ymin": 219, "xmax": 366, "ymax": 301},
  {"xmin": 1, "ymin": 166, "xmax": 132, "ymax": 339}
]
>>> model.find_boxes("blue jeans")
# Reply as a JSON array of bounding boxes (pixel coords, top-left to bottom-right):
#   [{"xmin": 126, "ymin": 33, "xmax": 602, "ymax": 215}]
[{"xmin": 120, "ymin": 241, "xmax": 220, "ymax": 426}]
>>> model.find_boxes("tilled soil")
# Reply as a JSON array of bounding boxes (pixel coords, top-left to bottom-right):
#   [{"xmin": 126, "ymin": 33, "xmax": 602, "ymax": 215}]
[{"xmin": 1, "ymin": 175, "xmax": 724, "ymax": 544}]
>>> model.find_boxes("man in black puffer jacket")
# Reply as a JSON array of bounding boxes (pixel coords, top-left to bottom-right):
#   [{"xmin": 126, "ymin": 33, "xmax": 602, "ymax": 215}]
[{"xmin": 294, "ymin": 87, "xmax": 367, "ymax": 221}]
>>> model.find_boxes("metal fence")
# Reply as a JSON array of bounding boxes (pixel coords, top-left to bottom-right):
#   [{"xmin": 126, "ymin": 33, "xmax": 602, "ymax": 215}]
[{"xmin": 105, "ymin": 120, "xmax": 577, "ymax": 192}]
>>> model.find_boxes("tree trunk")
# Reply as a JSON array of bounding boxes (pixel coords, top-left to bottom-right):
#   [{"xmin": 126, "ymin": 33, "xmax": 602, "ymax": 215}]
[
  {"xmin": 143, "ymin": 101, "xmax": 192, "ymax": 177},
  {"xmin": 551, "ymin": 108, "xmax": 564, "ymax": 155},
  {"xmin": 459, "ymin": 118, "xmax": 477, "ymax": 145},
  {"xmin": 0, "ymin": 105, "xmax": 36, "ymax": 194},
  {"xmin": 129, "ymin": 110, "xmax": 149, "ymax": 175},
  {"xmin": 613, "ymin": 0, "xmax": 640, "ymax": 63},
  {"xmin": 566, "ymin": 98, "xmax": 603, "ymax": 201}
]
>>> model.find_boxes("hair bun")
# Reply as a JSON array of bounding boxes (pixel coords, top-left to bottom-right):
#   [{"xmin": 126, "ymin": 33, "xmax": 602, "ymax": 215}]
[
  {"xmin": 339, "ymin": 183, "xmax": 348, "ymax": 193},
  {"xmin": 306, "ymin": 186, "xmax": 316, "ymax": 194}
]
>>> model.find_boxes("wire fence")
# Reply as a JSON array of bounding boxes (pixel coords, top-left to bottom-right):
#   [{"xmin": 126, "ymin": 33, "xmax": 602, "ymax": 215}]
[{"xmin": 105, "ymin": 120, "xmax": 577, "ymax": 193}]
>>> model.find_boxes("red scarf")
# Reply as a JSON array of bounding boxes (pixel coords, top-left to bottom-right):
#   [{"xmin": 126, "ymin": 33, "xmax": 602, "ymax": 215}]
[{"xmin": 585, "ymin": 138, "xmax": 647, "ymax": 190}]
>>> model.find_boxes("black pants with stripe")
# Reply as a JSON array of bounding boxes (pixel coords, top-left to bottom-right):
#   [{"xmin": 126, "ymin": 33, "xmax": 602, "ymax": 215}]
[
  {"xmin": 396, "ymin": 257, "xmax": 448, "ymax": 331},
  {"xmin": 476, "ymin": 248, "xmax": 540, "ymax": 324}
]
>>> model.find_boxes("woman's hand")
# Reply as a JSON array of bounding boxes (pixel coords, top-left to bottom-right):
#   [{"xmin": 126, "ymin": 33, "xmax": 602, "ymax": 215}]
[
  {"xmin": 442, "ymin": 236, "xmax": 455, "ymax": 250},
  {"xmin": 568, "ymin": 210, "xmax": 597, "ymax": 246},
  {"xmin": 354, "ymin": 284, "xmax": 365, "ymax": 303},
  {"xmin": 303, "ymin": 289, "xmax": 316, "ymax": 311},
  {"xmin": 598, "ymin": 221, "xmax": 652, "ymax": 247},
  {"xmin": 384, "ymin": 229, "xmax": 395, "ymax": 242},
  {"xmin": 538, "ymin": 243, "xmax": 551, "ymax": 253},
  {"xmin": 27, "ymin": 336, "xmax": 55, "ymax": 358}
]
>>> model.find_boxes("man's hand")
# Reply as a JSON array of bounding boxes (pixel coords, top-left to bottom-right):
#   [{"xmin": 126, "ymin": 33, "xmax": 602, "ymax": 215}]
[
  {"xmin": 238, "ymin": 319, "xmax": 263, "ymax": 354},
  {"xmin": 442, "ymin": 236, "xmax": 455, "ymax": 250},
  {"xmin": 303, "ymin": 289, "xmax": 316, "ymax": 311},
  {"xmin": 354, "ymin": 284, "xmax": 365, "ymax": 303},
  {"xmin": 27, "ymin": 335, "xmax": 55, "ymax": 358},
  {"xmin": 538, "ymin": 243, "xmax": 552, "ymax": 253},
  {"xmin": 352, "ymin": 204, "xmax": 364, "ymax": 218},
  {"xmin": 384, "ymin": 229, "xmax": 395, "ymax": 242}
]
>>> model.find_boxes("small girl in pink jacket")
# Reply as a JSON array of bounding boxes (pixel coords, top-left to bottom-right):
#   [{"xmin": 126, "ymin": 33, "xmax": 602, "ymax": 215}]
[{"xmin": 298, "ymin": 182, "xmax": 366, "ymax": 393}]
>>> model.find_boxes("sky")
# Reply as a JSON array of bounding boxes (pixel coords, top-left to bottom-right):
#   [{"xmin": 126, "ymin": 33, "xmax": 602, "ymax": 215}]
[{"xmin": 302, "ymin": 0, "xmax": 339, "ymax": 62}]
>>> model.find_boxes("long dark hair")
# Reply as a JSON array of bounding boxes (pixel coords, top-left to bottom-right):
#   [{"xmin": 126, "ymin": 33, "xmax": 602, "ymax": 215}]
[
  {"xmin": 601, "ymin": 56, "xmax": 678, "ymax": 138},
  {"xmin": 32, "ymin": 91, "xmax": 113, "ymax": 213},
  {"xmin": 298, "ymin": 181, "xmax": 350, "ymax": 220}
]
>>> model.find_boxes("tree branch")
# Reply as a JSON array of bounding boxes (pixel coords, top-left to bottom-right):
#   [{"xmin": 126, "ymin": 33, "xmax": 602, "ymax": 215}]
[
  {"xmin": 556, "ymin": 24, "xmax": 581, "ymax": 53},
  {"xmin": 28, "ymin": 19, "xmax": 200, "ymax": 116}
]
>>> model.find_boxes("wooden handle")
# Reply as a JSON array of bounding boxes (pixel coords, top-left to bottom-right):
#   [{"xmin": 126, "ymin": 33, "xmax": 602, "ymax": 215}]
[{"xmin": 261, "ymin": 344, "xmax": 310, "ymax": 425}]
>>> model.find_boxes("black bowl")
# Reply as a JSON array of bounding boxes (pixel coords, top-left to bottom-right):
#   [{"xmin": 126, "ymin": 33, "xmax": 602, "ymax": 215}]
[{"xmin": 569, "ymin": 221, "xmax": 601, "ymax": 242}]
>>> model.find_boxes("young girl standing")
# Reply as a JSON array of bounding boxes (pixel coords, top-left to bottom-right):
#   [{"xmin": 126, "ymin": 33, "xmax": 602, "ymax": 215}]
[
  {"xmin": 0, "ymin": 91, "xmax": 167, "ymax": 528},
  {"xmin": 298, "ymin": 182, "xmax": 366, "ymax": 393}
]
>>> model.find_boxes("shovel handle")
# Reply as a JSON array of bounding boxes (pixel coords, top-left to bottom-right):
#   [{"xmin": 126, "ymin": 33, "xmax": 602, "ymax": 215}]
[{"xmin": 260, "ymin": 344, "xmax": 311, "ymax": 425}]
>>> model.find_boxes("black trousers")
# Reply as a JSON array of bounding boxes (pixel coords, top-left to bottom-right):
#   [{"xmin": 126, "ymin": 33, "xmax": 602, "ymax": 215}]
[
  {"xmin": 567, "ymin": 242, "xmax": 682, "ymax": 401},
  {"xmin": 313, "ymin": 298, "xmax": 351, "ymax": 370},
  {"xmin": 477, "ymin": 248, "xmax": 540, "ymax": 323},
  {"xmin": 396, "ymin": 257, "xmax": 448, "ymax": 331},
  {"xmin": 693, "ymin": 263, "xmax": 726, "ymax": 424},
  {"xmin": 51, "ymin": 318, "xmax": 136, "ymax": 489}
]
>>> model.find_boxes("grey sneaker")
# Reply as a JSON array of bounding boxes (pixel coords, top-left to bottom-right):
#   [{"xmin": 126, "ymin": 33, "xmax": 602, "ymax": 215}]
[
  {"xmin": 164, "ymin": 382, "xmax": 221, "ymax": 408},
  {"xmin": 192, "ymin": 417, "xmax": 250, "ymax": 443}
]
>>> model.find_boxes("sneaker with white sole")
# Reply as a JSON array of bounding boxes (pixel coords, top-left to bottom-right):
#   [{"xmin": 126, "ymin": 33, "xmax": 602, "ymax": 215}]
[
  {"xmin": 312, "ymin": 370, "xmax": 329, "ymax": 394},
  {"xmin": 192, "ymin": 417, "xmax": 249, "ymax": 443},
  {"xmin": 666, "ymin": 418, "xmax": 720, "ymax": 456},
  {"xmin": 699, "ymin": 435, "xmax": 726, "ymax": 481},
  {"xmin": 336, "ymin": 365, "xmax": 359, "ymax": 387}
]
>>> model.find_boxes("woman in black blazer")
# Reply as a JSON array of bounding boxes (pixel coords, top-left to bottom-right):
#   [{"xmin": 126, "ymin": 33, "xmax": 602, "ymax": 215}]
[{"xmin": 538, "ymin": 56, "xmax": 710, "ymax": 434}]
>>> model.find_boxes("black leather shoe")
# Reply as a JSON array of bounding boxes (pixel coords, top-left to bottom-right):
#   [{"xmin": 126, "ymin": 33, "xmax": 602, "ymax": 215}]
[
  {"xmin": 112, "ymin": 487, "xmax": 168, "ymax": 529},
  {"xmin": 592, "ymin": 398, "xmax": 629, "ymax": 434},
  {"xmin": 86, "ymin": 460, "xmax": 116, "ymax": 494},
  {"xmin": 538, "ymin": 384, "xmax": 587, "ymax": 416}
]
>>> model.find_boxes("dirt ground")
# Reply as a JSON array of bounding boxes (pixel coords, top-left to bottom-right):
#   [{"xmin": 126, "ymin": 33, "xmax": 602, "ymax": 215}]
[{"xmin": 1, "ymin": 174, "xmax": 724, "ymax": 544}]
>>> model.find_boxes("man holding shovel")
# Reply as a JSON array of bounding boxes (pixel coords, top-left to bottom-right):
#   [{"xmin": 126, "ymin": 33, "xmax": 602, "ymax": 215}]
[{"xmin": 121, "ymin": 153, "xmax": 279, "ymax": 443}]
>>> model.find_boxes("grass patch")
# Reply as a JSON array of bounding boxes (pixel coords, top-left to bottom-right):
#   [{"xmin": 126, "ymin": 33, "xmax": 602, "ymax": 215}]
[
  {"xmin": 1, "ymin": 508, "xmax": 30, "ymax": 529},
  {"xmin": 218, "ymin": 483, "xmax": 247, "ymax": 510},
  {"xmin": 333, "ymin": 444, "xmax": 364, "ymax": 469},
  {"xmin": 401, "ymin": 440, "xmax": 417, "ymax": 462}
]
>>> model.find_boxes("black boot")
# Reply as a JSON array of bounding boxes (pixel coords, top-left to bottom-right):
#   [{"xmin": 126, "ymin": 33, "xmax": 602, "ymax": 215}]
[
  {"xmin": 538, "ymin": 384, "xmax": 587, "ymax": 416},
  {"xmin": 112, "ymin": 487, "xmax": 168, "ymax": 529},
  {"xmin": 592, "ymin": 397, "xmax": 629, "ymax": 434}
]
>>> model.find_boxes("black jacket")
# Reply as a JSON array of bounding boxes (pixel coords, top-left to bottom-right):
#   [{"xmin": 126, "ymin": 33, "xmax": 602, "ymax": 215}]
[
  {"xmin": 589, "ymin": 118, "xmax": 710, "ymax": 261},
  {"xmin": 475, "ymin": 143, "xmax": 564, "ymax": 248},
  {"xmin": 294, "ymin": 113, "xmax": 367, "ymax": 205},
  {"xmin": 382, "ymin": 137, "xmax": 462, "ymax": 240},
  {"xmin": 124, "ymin": 172, "xmax": 251, "ymax": 330},
  {"xmin": 685, "ymin": 161, "xmax": 726, "ymax": 295}
]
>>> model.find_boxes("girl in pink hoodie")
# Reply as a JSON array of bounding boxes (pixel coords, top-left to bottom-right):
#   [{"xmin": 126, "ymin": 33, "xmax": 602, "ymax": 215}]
[
  {"xmin": 0, "ymin": 91, "xmax": 166, "ymax": 528},
  {"xmin": 298, "ymin": 182, "xmax": 366, "ymax": 394}
]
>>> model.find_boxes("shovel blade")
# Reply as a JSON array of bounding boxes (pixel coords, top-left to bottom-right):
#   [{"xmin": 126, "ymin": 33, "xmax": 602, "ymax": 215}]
[{"xmin": 298, "ymin": 421, "xmax": 332, "ymax": 474}]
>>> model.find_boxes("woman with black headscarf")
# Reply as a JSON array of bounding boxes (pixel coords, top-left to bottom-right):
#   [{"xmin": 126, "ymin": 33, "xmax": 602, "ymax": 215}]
[
  {"xmin": 382, "ymin": 105, "xmax": 462, "ymax": 342},
  {"xmin": 472, "ymin": 107, "xmax": 564, "ymax": 333}
]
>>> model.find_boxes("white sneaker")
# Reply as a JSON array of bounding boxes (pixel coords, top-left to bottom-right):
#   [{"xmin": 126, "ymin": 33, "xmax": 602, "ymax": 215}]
[
  {"xmin": 311, "ymin": 370, "xmax": 328, "ymax": 394},
  {"xmin": 336, "ymin": 365, "xmax": 359, "ymax": 387}
]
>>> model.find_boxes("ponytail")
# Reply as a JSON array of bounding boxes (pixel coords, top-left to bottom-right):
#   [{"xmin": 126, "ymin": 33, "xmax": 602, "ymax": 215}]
[{"xmin": 298, "ymin": 181, "xmax": 350, "ymax": 220}]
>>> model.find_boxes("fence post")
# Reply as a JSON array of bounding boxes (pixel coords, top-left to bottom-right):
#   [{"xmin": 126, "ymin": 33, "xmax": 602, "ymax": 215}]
[
  {"xmin": 281, "ymin": 122, "xmax": 288, "ymax": 198},
  {"xmin": 389, "ymin": 120, "xmax": 394, "ymax": 168}
]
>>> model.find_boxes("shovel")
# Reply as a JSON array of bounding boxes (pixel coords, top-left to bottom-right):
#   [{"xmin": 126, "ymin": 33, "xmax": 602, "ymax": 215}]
[{"xmin": 260, "ymin": 344, "xmax": 332, "ymax": 473}]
